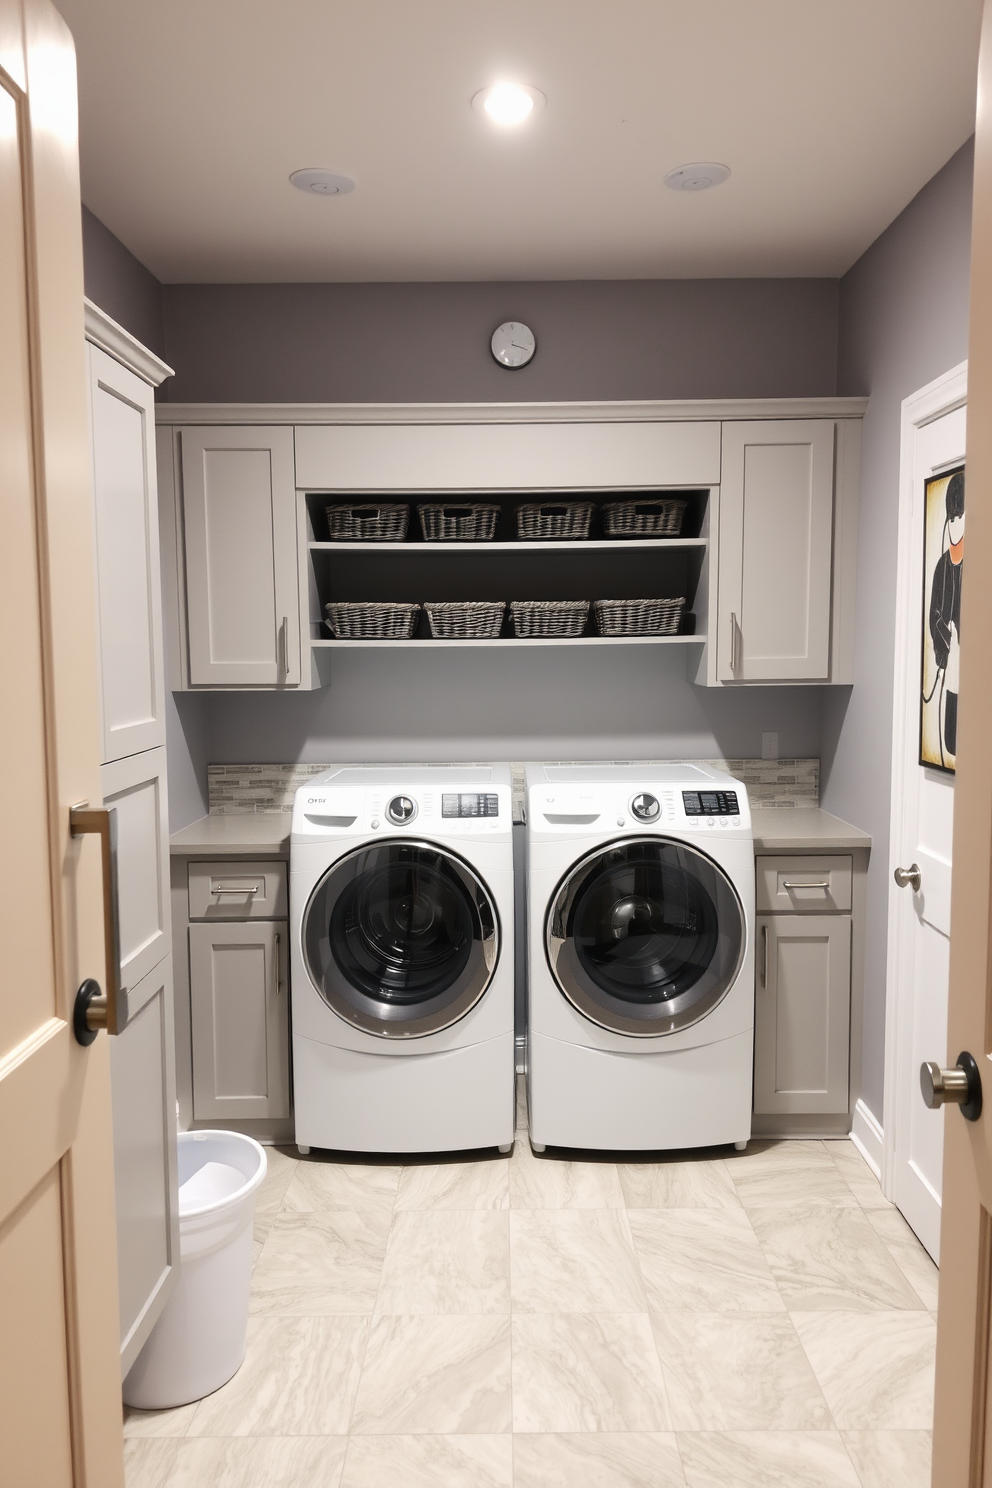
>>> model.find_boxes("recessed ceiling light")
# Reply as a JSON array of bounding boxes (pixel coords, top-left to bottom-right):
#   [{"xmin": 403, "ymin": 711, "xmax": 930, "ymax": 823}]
[
  {"xmin": 472, "ymin": 83, "xmax": 546, "ymax": 126},
  {"xmin": 664, "ymin": 163, "xmax": 731, "ymax": 192},
  {"xmin": 290, "ymin": 168, "xmax": 356, "ymax": 196}
]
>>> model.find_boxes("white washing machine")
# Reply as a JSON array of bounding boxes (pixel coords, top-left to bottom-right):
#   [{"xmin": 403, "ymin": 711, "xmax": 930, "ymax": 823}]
[
  {"xmin": 290, "ymin": 765, "xmax": 515, "ymax": 1155},
  {"xmin": 526, "ymin": 762, "xmax": 754, "ymax": 1152}
]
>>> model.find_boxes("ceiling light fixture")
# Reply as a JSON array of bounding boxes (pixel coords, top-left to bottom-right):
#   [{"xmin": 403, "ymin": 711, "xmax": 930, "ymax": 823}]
[
  {"xmin": 664, "ymin": 163, "xmax": 731, "ymax": 192},
  {"xmin": 472, "ymin": 83, "xmax": 546, "ymax": 126},
  {"xmin": 290, "ymin": 168, "xmax": 356, "ymax": 196}
]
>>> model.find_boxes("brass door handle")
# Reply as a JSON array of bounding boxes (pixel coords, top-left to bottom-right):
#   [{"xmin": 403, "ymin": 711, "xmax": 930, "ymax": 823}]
[
  {"xmin": 894, "ymin": 863, "xmax": 922, "ymax": 892},
  {"xmin": 70, "ymin": 806, "xmax": 128, "ymax": 1038},
  {"xmin": 921, "ymin": 1052, "xmax": 982, "ymax": 1121}
]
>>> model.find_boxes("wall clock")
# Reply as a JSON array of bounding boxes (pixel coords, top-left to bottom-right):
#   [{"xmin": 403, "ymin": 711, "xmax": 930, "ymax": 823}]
[{"xmin": 491, "ymin": 321, "xmax": 536, "ymax": 368}]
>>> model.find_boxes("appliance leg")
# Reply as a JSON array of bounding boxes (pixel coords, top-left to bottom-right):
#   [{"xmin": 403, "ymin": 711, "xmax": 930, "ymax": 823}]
[
  {"xmin": 297, "ymin": 1144, "xmax": 311, "ymax": 1156},
  {"xmin": 530, "ymin": 1140, "xmax": 546, "ymax": 1153},
  {"xmin": 498, "ymin": 1142, "xmax": 513, "ymax": 1154},
  {"xmin": 734, "ymin": 1140, "xmax": 747, "ymax": 1151}
]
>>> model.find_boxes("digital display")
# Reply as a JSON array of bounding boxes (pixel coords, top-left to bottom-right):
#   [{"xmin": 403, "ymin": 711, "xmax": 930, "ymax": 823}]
[
  {"xmin": 442, "ymin": 793, "xmax": 499, "ymax": 818},
  {"xmin": 682, "ymin": 790, "xmax": 740, "ymax": 817}
]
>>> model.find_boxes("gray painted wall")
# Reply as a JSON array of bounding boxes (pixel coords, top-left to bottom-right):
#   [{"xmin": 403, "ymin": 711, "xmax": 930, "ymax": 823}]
[
  {"xmin": 159, "ymin": 278, "xmax": 839, "ymax": 404},
  {"xmin": 82, "ymin": 205, "xmax": 166, "ymax": 358},
  {"xmin": 822, "ymin": 139, "xmax": 974, "ymax": 1124}
]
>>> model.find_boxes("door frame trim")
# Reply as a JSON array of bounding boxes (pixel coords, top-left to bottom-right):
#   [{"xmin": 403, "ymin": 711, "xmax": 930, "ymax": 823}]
[{"xmin": 882, "ymin": 360, "xmax": 968, "ymax": 1200}]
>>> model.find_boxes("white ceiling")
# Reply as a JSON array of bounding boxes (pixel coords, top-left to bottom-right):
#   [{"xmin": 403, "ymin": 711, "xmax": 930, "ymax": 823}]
[{"xmin": 56, "ymin": 0, "xmax": 983, "ymax": 284}]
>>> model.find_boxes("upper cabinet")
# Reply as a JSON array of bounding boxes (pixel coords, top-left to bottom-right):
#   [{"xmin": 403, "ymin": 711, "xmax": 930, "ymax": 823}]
[{"xmin": 171, "ymin": 426, "xmax": 301, "ymax": 687}]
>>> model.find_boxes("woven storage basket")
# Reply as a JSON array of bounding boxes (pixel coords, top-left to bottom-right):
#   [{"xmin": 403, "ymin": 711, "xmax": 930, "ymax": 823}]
[
  {"xmin": 325, "ymin": 503, "xmax": 409, "ymax": 542},
  {"xmin": 602, "ymin": 497, "xmax": 688, "ymax": 538},
  {"xmin": 593, "ymin": 597, "xmax": 685, "ymax": 636},
  {"xmin": 509, "ymin": 600, "xmax": 590, "ymax": 638},
  {"xmin": 423, "ymin": 601, "xmax": 505, "ymax": 639},
  {"xmin": 324, "ymin": 601, "xmax": 420, "ymax": 639},
  {"xmin": 515, "ymin": 501, "xmax": 594, "ymax": 540},
  {"xmin": 417, "ymin": 503, "xmax": 500, "ymax": 541}
]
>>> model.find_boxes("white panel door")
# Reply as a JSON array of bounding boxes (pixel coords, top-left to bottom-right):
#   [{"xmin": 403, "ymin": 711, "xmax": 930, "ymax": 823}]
[
  {"xmin": 100, "ymin": 746, "xmax": 170, "ymax": 994},
  {"xmin": 109, "ymin": 954, "xmax": 179, "ymax": 1374},
  {"xmin": 753, "ymin": 914, "xmax": 852, "ymax": 1115},
  {"xmin": 719, "ymin": 420, "xmax": 835, "ymax": 680},
  {"xmin": 181, "ymin": 426, "xmax": 300, "ymax": 686},
  {"xmin": 189, "ymin": 920, "xmax": 290, "ymax": 1121},
  {"xmin": 88, "ymin": 345, "xmax": 166, "ymax": 759}
]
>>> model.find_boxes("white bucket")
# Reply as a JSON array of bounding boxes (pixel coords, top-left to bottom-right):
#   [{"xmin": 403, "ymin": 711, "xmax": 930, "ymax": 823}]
[{"xmin": 122, "ymin": 1130, "xmax": 267, "ymax": 1410}]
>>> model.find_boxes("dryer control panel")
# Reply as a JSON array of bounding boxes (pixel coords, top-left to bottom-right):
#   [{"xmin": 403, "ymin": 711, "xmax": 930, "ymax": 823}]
[
  {"xmin": 293, "ymin": 781, "xmax": 512, "ymax": 840},
  {"xmin": 527, "ymin": 778, "xmax": 751, "ymax": 838}
]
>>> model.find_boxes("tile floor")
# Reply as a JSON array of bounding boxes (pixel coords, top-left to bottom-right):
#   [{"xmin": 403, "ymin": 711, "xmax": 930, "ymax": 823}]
[{"xmin": 124, "ymin": 1087, "xmax": 937, "ymax": 1488}]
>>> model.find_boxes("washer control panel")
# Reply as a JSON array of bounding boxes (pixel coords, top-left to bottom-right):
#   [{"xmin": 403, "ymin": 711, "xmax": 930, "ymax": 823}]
[
  {"xmin": 442, "ymin": 792, "xmax": 499, "ymax": 819},
  {"xmin": 529, "ymin": 779, "xmax": 749, "ymax": 835},
  {"xmin": 682, "ymin": 790, "xmax": 739, "ymax": 817},
  {"xmin": 295, "ymin": 780, "xmax": 510, "ymax": 837}
]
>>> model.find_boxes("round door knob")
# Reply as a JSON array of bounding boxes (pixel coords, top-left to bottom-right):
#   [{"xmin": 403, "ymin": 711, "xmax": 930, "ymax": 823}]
[
  {"xmin": 630, "ymin": 793, "xmax": 660, "ymax": 822},
  {"xmin": 386, "ymin": 795, "xmax": 417, "ymax": 824},
  {"xmin": 920, "ymin": 1051, "xmax": 983, "ymax": 1121},
  {"xmin": 894, "ymin": 863, "xmax": 922, "ymax": 892}
]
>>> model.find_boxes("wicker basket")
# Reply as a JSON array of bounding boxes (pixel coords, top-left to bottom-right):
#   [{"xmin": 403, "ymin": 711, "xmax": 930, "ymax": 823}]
[
  {"xmin": 509, "ymin": 600, "xmax": 590, "ymax": 638},
  {"xmin": 418, "ymin": 503, "xmax": 500, "ymax": 541},
  {"xmin": 593, "ymin": 597, "xmax": 686, "ymax": 636},
  {"xmin": 423, "ymin": 601, "xmax": 505, "ymax": 639},
  {"xmin": 326, "ymin": 503, "xmax": 409, "ymax": 542},
  {"xmin": 324, "ymin": 601, "xmax": 420, "ymax": 639},
  {"xmin": 515, "ymin": 502, "xmax": 594, "ymax": 540},
  {"xmin": 602, "ymin": 498, "xmax": 688, "ymax": 539}
]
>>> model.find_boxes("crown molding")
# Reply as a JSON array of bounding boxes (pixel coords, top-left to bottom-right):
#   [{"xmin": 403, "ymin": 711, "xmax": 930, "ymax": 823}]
[{"xmin": 84, "ymin": 298, "xmax": 174, "ymax": 387}]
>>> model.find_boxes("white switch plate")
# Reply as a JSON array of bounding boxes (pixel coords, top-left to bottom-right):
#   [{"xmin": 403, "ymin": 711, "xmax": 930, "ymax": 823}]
[{"xmin": 761, "ymin": 732, "xmax": 779, "ymax": 760}]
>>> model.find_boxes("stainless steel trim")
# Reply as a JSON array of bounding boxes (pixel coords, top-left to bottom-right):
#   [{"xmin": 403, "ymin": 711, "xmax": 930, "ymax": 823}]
[
  {"xmin": 69, "ymin": 805, "xmax": 128, "ymax": 1035},
  {"xmin": 782, "ymin": 880, "xmax": 830, "ymax": 890}
]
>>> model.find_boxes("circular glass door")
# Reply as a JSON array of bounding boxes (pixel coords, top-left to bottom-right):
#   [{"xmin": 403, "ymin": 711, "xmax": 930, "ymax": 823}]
[
  {"xmin": 303, "ymin": 840, "xmax": 499, "ymax": 1038},
  {"xmin": 546, "ymin": 838, "xmax": 745, "ymax": 1037}
]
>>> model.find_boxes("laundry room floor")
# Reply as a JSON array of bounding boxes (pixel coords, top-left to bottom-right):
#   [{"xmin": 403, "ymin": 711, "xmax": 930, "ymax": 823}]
[{"xmin": 123, "ymin": 1087, "xmax": 937, "ymax": 1488}]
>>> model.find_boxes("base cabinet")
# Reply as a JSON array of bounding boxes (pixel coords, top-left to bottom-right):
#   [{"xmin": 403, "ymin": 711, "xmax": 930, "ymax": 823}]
[
  {"xmin": 753, "ymin": 913, "xmax": 851, "ymax": 1116},
  {"xmin": 189, "ymin": 920, "xmax": 290, "ymax": 1121}
]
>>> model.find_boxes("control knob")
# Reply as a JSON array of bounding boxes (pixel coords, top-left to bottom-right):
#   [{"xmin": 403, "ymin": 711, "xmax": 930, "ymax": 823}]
[
  {"xmin": 386, "ymin": 795, "xmax": 417, "ymax": 824},
  {"xmin": 630, "ymin": 793, "xmax": 661, "ymax": 822}
]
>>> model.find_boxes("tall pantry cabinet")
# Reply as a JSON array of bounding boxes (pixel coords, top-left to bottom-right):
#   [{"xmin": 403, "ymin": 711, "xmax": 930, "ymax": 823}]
[{"xmin": 84, "ymin": 303, "xmax": 180, "ymax": 1376}]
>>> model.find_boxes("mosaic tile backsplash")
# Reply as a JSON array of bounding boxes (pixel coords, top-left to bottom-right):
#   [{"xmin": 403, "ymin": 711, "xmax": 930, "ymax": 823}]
[{"xmin": 207, "ymin": 758, "xmax": 818, "ymax": 822}]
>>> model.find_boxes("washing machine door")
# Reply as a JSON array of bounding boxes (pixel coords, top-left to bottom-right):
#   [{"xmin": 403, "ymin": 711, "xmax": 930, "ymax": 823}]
[
  {"xmin": 303, "ymin": 840, "xmax": 500, "ymax": 1038},
  {"xmin": 546, "ymin": 837, "xmax": 745, "ymax": 1037}
]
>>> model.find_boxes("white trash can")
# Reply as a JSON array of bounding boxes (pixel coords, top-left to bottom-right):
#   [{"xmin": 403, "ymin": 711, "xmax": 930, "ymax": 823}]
[{"xmin": 123, "ymin": 1130, "xmax": 267, "ymax": 1410}]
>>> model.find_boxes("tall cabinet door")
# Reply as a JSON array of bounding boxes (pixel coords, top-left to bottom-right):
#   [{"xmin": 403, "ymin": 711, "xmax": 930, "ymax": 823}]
[
  {"xmin": 718, "ymin": 420, "xmax": 835, "ymax": 681},
  {"xmin": 180, "ymin": 426, "xmax": 301, "ymax": 686},
  {"xmin": 88, "ymin": 345, "xmax": 166, "ymax": 759}
]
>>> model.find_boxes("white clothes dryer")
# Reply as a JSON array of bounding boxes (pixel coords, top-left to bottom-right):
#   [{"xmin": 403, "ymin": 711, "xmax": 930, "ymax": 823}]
[
  {"xmin": 525, "ymin": 762, "xmax": 754, "ymax": 1152},
  {"xmin": 291, "ymin": 765, "xmax": 515, "ymax": 1155}
]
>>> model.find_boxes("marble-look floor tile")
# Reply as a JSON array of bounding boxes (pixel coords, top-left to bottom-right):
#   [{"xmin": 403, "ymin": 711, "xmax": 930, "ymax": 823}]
[
  {"xmin": 510, "ymin": 1209, "xmax": 645, "ymax": 1312},
  {"xmin": 375, "ymin": 1210, "xmax": 509, "ymax": 1314},
  {"xmin": 252, "ymin": 1145, "xmax": 299, "ymax": 1245},
  {"xmin": 510, "ymin": 1144, "xmax": 625, "ymax": 1209},
  {"xmin": 619, "ymin": 1158, "xmax": 741, "ymax": 1210},
  {"xmin": 867, "ymin": 1208, "xmax": 940, "ymax": 1311},
  {"xmin": 281, "ymin": 1162, "xmax": 400, "ymax": 1216},
  {"xmin": 250, "ymin": 1211, "xmax": 389, "ymax": 1314},
  {"xmin": 513, "ymin": 1432, "xmax": 685, "ymax": 1488},
  {"xmin": 628, "ymin": 1208, "xmax": 783, "ymax": 1312},
  {"xmin": 677, "ymin": 1430, "xmax": 861, "ymax": 1487},
  {"xmin": 650, "ymin": 1311, "xmax": 832, "ymax": 1431},
  {"xmin": 793, "ymin": 1311, "xmax": 936, "ymax": 1429},
  {"xmin": 123, "ymin": 1438, "xmax": 178, "ymax": 1488},
  {"xmin": 340, "ymin": 1433, "xmax": 513, "ymax": 1488},
  {"xmin": 167, "ymin": 1435, "xmax": 348, "ymax": 1487},
  {"xmin": 123, "ymin": 1403, "xmax": 197, "ymax": 1439},
  {"xmin": 842, "ymin": 1429, "xmax": 933, "ymax": 1487},
  {"xmin": 748, "ymin": 1202, "xmax": 926, "ymax": 1311},
  {"xmin": 825, "ymin": 1140, "xmax": 893, "ymax": 1210},
  {"xmin": 512, "ymin": 1312, "xmax": 671, "ymax": 1432},
  {"xmin": 351, "ymin": 1315, "xmax": 511, "ymax": 1434},
  {"xmin": 187, "ymin": 1315, "xmax": 368, "ymax": 1436},
  {"xmin": 394, "ymin": 1159, "xmax": 509, "ymax": 1211},
  {"xmin": 728, "ymin": 1141, "xmax": 859, "ymax": 1209}
]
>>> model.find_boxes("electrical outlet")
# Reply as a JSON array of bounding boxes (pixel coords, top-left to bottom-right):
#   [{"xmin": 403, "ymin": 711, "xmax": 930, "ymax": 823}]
[{"xmin": 761, "ymin": 732, "xmax": 779, "ymax": 760}]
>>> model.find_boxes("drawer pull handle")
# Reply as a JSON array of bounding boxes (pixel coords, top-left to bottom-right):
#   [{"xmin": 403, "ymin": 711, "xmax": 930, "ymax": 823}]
[
  {"xmin": 782, "ymin": 880, "xmax": 830, "ymax": 890},
  {"xmin": 213, "ymin": 884, "xmax": 261, "ymax": 895}
]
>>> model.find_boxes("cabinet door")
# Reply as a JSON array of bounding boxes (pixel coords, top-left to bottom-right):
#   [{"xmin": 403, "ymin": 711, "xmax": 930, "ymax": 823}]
[
  {"xmin": 189, "ymin": 920, "xmax": 290, "ymax": 1120},
  {"xmin": 88, "ymin": 344, "xmax": 166, "ymax": 758},
  {"xmin": 719, "ymin": 420, "xmax": 835, "ymax": 681},
  {"xmin": 180, "ymin": 426, "xmax": 300, "ymax": 686},
  {"xmin": 753, "ymin": 913, "xmax": 851, "ymax": 1115},
  {"xmin": 100, "ymin": 746, "xmax": 170, "ymax": 994}
]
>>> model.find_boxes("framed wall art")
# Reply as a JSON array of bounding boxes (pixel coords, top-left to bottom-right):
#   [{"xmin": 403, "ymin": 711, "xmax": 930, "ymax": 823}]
[{"xmin": 920, "ymin": 464, "xmax": 964, "ymax": 773}]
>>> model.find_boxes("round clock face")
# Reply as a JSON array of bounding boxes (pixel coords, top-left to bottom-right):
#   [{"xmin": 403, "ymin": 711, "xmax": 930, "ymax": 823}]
[{"xmin": 491, "ymin": 321, "xmax": 536, "ymax": 368}]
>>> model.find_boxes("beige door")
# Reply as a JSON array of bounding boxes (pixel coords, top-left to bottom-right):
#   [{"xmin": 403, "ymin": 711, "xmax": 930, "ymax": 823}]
[
  {"xmin": 0, "ymin": 2, "xmax": 125, "ymax": 1484},
  {"xmin": 932, "ymin": 3, "xmax": 992, "ymax": 1481}
]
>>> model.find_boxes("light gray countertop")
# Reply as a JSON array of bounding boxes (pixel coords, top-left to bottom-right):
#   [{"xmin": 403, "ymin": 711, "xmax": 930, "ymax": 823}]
[{"xmin": 171, "ymin": 806, "xmax": 870, "ymax": 857}]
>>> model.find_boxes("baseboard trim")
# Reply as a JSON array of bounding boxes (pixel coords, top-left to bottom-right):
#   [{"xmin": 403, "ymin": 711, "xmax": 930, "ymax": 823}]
[{"xmin": 851, "ymin": 1098, "xmax": 884, "ymax": 1179}]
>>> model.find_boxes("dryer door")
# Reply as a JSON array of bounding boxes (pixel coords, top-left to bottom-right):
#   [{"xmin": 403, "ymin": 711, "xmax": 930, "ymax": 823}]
[
  {"xmin": 547, "ymin": 838, "xmax": 745, "ymax": 1037},
  {"xmin": 303, "ymin": 840, "xmax": 499, "ymax": 1038}
]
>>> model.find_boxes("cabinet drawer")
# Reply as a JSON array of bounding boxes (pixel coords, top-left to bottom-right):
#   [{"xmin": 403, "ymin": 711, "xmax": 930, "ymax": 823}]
[
  {"xmin": 188, "ymin": 860, "xmax": 287, "ymax": 920},
  {"xmin": 756, "ymin": 855, "xmax": 852, "ymax": 913}
]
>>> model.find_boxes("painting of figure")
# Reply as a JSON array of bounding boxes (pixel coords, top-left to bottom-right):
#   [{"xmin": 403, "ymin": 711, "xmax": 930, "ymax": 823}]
[{"xmin": 920, "ymin": 465, "xmax": 964, "ymax": 773}]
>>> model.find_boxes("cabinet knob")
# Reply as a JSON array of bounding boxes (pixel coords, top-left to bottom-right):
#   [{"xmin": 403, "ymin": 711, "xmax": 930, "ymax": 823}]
[
  {"xmin": 920, "ymin": 1052, "xmax": 982, "ymax": 1121},
  {"xmin": 894, "ymin": 863, "xmax": 922, "ymax": 892}
]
